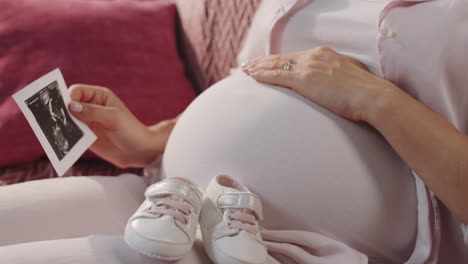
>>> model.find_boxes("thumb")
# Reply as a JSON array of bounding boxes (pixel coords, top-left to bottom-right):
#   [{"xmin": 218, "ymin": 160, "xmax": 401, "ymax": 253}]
[{"xmin": 69, "ymin": 101, "xmax": 118, "ymax": 129}]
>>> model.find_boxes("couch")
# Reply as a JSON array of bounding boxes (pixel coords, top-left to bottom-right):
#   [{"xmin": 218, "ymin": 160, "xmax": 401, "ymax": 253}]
[{"xmin": 0, "ymin": 0, "xmax": 262, "ymax": 186}]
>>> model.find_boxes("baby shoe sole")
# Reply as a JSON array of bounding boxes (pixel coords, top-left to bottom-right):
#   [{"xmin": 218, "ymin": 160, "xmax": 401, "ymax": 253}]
[
  {"xmin": 124, "ymin": 224, "xmax": 191, "ymax": 261},
  {"xmin": 200, "ymin": 224, "xmax": 267, "ymax": 264}
]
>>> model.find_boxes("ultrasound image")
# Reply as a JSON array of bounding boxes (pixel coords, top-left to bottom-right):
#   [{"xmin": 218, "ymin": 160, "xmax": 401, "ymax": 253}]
[{"xmin": 25, "ymin": 81, "xmax": 83, "ymax": 160}]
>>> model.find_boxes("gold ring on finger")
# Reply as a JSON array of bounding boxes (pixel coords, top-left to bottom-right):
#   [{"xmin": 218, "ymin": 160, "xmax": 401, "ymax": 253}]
[{"xmin": 283, "ymin": 59, "xmax": 293, "ymax": 71}]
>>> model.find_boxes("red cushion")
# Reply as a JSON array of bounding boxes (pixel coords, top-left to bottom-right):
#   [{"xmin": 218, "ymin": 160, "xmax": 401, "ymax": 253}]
[{"xmin": 0, "ymin": 0, "xmax": 196, "ymax": 167}]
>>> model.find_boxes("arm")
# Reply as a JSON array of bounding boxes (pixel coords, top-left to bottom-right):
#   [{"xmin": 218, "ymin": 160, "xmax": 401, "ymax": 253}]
[{"xmin": 367, "ymin": 83, "xmax": 468, "ymax": 223}]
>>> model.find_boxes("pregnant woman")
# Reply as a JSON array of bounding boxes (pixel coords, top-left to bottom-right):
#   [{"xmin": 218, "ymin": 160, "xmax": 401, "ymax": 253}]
[{"xmin": 1, "ymin": 0, "xmax": 467, "ymax": 263}]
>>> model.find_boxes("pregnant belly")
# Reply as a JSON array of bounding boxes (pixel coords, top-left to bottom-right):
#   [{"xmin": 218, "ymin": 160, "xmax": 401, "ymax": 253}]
[{"xmin": 161, "ymin": 72, "xmax": 417, "ymax": 261}]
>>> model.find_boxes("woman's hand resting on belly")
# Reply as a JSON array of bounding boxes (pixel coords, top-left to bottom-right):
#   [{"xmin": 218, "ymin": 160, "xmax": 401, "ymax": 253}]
[
  {"xmin": 243, "ymin": 46, "xmax": 395, "ymax": 122},
  {"xmin": 67, "ymin": 84, "xmax": 177, "ymax": 168},
  {"xmin": 244, "ymin": 46, "xmax": 468, "ymax": 224}
]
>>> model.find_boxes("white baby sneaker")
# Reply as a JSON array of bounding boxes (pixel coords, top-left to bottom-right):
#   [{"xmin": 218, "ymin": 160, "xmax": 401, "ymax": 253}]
[
  {"xmin": 200, "ymin": 175, "xmax": 268, "ymax": 264},
  {"xmin": 124, "ymin": 177, "xmax": 203, "ymax": 260}
]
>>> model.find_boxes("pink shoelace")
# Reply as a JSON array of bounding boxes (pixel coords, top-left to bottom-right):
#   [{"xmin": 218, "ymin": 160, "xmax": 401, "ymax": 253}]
[
  {"xmin": 228, "ymin": 212, "xmax": 258, "ymax": 234},
  {"xmin": 147, "ymin": 197, "xmax": 192, "ymax": 224}
]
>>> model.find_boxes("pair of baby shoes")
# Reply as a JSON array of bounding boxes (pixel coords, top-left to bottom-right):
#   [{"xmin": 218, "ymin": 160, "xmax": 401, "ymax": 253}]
[{"xmin": 124, "ymin": 175, "xmax": 268, "ymax": 264}]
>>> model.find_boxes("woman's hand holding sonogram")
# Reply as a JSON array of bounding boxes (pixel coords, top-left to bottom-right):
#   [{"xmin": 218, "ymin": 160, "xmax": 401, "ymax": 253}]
[{"xmin": 68, "ymin": 84, "xmax": 177, "ymax": 168}]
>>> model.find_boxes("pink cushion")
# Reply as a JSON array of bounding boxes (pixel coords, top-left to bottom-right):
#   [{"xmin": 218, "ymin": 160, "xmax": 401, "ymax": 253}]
[
  {"xmin": 175, "ymin": 0, "xmax": 261, "ymax": 92},
  {"xmin": 0, "ymin": 0, "xmax": 196, "ymax": 167}
]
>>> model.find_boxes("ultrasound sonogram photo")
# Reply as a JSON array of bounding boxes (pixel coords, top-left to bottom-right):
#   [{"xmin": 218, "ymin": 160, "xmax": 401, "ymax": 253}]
[{"xmin": 25, "ymin": 81, "xmax": 84, "ymax": 160}]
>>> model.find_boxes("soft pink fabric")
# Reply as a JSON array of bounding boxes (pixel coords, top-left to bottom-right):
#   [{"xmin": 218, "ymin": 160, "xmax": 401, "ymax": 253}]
[
  {"xmin": 0, "ymin": 0, "xmax": 196, "ymax": 167},
  {"xmin": 261, "ymin": 229, "xmax": 367, "ymax": 264},
  {"xmin": 0, "ymin": 235, "xmax": 213, "ymax": 264},
  {"xmin": 0, "ymin": 233, "xmax": 368, "ymax": 264}
]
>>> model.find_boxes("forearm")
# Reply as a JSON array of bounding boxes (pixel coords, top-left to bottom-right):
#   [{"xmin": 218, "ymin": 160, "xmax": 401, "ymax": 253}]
[{"xmin": 365, "ymin": 82, "xmax": 468, "ymax": 223}]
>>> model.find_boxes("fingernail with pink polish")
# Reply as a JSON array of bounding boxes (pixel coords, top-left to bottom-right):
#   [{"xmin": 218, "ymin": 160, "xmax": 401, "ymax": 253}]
[
  {"xmin": 70, "ymin": 101, "xmax": 83, "ymax": 112},
  {"xmin": 241, "ymin": 61, "xmax": 250, "ymax": 68},
  {"xmin": 248, "ymin": 68, "xmax": 257, "ymax": 74}
]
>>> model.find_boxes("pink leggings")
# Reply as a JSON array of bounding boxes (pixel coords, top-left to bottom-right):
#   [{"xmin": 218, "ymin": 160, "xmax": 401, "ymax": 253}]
[{"xmin": 0, "ymin": 175, "xmax": 214, "ymax": 263}]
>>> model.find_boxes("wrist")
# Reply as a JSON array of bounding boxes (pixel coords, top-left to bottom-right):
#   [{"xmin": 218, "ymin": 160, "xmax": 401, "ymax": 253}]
[
  {"xmin": 139, "ymin": 118, "xmax": 177, "ymax": 166},
  {"xmin": 361, "ymin": 79, "xmax": 402, "ymax": 125},
  {"xmin": 120, "ymin": 124, "xmax": 160, "ymax": 168},
  {"xmin": 139, "ymin": 125, "xmax": 165, "ymax": 167}
]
